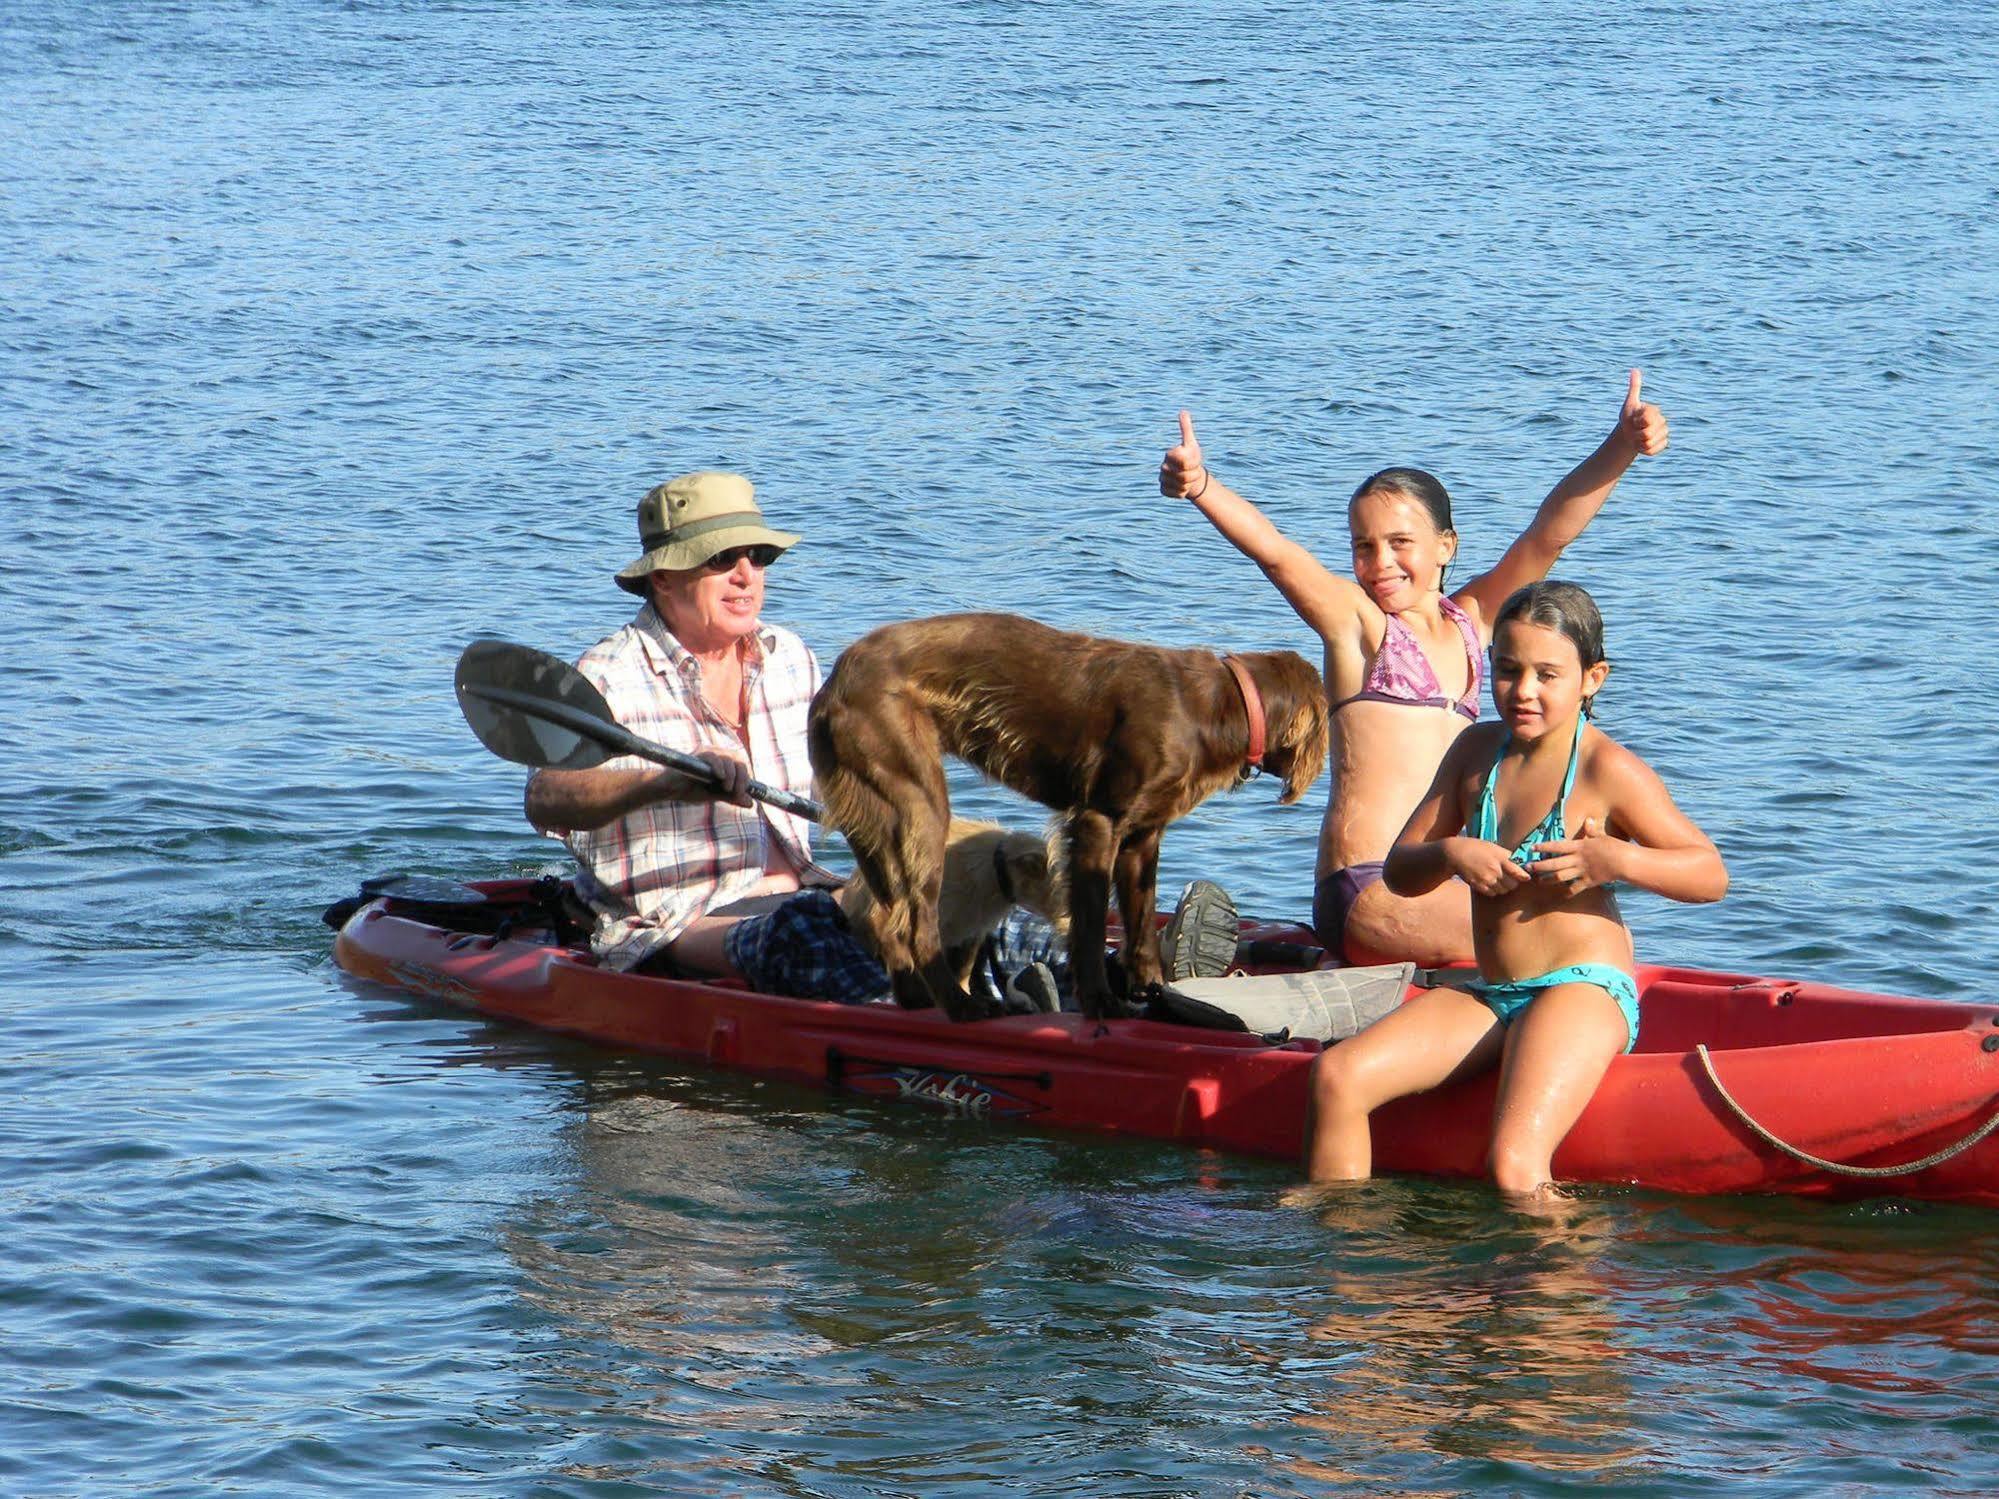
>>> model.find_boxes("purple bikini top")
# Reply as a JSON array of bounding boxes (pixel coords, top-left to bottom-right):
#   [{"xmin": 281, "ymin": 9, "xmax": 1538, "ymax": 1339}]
[{"xmin": 1334, "ymin": 595, "xmax": 1482, "ymax": 720}]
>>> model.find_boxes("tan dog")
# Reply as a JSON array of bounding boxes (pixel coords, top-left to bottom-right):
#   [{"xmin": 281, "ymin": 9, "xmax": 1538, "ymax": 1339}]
[
  {"xmin": 809, "ymin": 612, "xmax": 1329, "ymax": 1021},
  {"xmin": 839, "ymin": 817, "xmax": 1067, "ymax": 993}
]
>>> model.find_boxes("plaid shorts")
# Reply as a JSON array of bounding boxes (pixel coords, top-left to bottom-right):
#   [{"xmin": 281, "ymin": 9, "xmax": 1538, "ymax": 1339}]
[
  {"xmin": 974, "ymin": 908, "xmax": 1068, "ymax": 1003},
  {"xmin": 723, "ymin": 890, "xmax": 890, "ymax": 1006}
]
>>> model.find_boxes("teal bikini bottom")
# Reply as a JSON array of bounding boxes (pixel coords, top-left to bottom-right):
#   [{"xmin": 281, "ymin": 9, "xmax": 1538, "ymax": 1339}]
[{"xmin": 1469, "ymin": 963, "xmax": 1640, "ymax": 1054}]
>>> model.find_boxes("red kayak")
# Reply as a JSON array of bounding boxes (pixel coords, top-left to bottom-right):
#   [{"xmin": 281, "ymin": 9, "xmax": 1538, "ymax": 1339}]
[{"xmin": 331, "ymin": 877, "xmax": 1999, "ymax": 1208}]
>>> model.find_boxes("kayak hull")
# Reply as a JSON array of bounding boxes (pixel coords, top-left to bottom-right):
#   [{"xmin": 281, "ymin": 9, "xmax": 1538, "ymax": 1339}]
[{"xmin": 333, "ymin": 881, "xmax": 1999, "ymax": 1207}]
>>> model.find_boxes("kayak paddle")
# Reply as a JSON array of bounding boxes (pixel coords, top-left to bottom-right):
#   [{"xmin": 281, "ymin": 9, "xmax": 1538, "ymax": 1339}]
[{"xmin": 453, "ymin": 638, "xmax": 825, "ymax": 823}]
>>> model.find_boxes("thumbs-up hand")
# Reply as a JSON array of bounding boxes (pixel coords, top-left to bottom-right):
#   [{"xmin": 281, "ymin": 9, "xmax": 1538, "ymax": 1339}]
[
  {"xmin": 1160, "ymin": 409, "xmax": 1210, "ymax": 500},
  {"xmin": 1618, "ymin": 369, "xmax": 1669, "ymax": 457}
]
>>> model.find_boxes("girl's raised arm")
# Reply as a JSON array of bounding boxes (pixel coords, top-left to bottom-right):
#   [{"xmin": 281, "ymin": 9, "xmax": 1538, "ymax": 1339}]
[
  {"xmin": 1160, "ymin": 410, "xmax": 1373, "ymax": 643},
  {"xmin": 1456, "ymin": 372, "xmax": 1668, "ymax": 628},
  {"xmin": 1527, "ymin": 741, "xmax": 1728, "ymax": 905}
]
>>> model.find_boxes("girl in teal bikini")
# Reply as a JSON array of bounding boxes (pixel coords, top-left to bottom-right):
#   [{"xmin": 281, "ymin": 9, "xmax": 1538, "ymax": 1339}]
[{"xmin": 1303, "ymin": 581, "xmax": 1729, "ymax": 1198}]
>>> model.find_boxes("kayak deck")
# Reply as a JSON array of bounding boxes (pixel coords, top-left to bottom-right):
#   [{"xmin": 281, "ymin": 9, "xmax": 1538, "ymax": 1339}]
[{"xmin": 331, "ymin": 880, "xmax": 1999, "ymax": 1208}]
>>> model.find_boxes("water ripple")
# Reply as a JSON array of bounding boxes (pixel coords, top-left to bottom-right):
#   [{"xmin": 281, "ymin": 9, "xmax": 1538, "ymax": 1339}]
[{"xmin": 4, "ymin": 0, "xmax": 1998, "ymax": 1492}]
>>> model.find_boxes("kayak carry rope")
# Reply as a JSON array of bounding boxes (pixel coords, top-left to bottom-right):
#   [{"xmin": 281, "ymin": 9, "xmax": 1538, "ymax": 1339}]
[
  {"xmin": 454, "ymin": 639, "xmax": 826, "ymax": 823},
  {"xmin": 1696, "ymin": 1043, "xmax": 1999, "ymax": 1177}
]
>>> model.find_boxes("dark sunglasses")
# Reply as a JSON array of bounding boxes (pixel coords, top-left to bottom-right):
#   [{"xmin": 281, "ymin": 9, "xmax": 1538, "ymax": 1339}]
[{"xmin": 701, "ymin": 544, "xmax": 783, "ymax": 573}]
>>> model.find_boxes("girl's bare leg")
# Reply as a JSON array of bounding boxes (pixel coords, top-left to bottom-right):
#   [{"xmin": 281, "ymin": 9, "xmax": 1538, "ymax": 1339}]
[
  {"xmin": 1304, "ymin": 985, "xmax": 1503, "ymax": 1181},
  {"xmin": 1341, "ymin": 879, "xmax": 1477, "ymax": 968},
  {"xmin": 1487, "ymin": 983, "xmax": 1631, "ymax": 1196}
]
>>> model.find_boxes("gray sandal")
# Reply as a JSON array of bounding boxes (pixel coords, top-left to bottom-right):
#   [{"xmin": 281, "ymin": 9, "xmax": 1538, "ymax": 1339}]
[{"xmin": 1160, "ymin": 879, "xmax": 1240, "ymax": 982}]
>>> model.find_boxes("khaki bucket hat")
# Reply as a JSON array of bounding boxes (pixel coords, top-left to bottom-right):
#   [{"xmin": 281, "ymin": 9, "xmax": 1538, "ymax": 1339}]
[{"xmin": 614, "ymin": 471, "xmax": 801, "ymax": 594}]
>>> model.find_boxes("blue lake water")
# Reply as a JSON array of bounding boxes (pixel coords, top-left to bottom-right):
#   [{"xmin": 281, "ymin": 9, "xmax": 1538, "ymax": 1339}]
[{"xmin": 4, "ymin": 2, "xmax": 1997, "ymax": 1493}]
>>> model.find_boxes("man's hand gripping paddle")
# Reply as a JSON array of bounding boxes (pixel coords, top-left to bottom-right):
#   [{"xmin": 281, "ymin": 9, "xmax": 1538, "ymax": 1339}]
[{"xmin": 453, "ymin": 638, "xmax": 824, "ymax": 822}]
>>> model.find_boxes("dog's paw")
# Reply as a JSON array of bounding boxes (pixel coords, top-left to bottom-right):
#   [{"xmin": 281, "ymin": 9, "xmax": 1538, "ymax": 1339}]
[
  {"xmin": 889, "ymin": 972, "xmax": 937, "ymax": 1010},
  {"xmin": 945, "ymin": 989, "xmax": 1007, "ymax": 1023}
]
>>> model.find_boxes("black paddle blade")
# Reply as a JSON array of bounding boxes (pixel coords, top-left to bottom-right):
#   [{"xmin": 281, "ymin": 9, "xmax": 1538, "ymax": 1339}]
[
  {"xmin": 453, "ymin": 636, "xmax": 827, "ymax": 823},
  {"xmin": 455, "ymin": 639, "xmax": 616, "ymax": 771}
]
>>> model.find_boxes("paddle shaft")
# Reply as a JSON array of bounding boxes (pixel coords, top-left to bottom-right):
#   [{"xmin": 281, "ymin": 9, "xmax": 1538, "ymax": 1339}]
[{"xmin": 466, "ymin": 683, "xmax": 824, "ymax": 822}]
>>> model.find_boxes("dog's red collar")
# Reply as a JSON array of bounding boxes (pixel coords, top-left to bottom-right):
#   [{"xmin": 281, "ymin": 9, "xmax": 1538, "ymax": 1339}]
[{"xmin": 1221, "ymin": 654, "xmax": 1265, "ymax": 771}]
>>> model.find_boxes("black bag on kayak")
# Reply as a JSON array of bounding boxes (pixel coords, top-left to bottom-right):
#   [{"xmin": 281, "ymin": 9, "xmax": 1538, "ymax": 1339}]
[{"xmin": 321, "ymin": 872, "xmax": 592, "ymax": 945}]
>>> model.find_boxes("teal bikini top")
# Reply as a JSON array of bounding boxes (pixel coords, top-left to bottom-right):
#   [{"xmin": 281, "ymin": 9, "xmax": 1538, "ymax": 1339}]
[{"xmin": 1473, "ymin": 714, "xmax": 1585, "ymax": 865}]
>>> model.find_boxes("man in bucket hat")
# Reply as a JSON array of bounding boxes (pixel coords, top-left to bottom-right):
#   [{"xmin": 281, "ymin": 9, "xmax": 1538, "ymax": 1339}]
[
  {"xmin": 526, "ymin": 471, "xmax": 841, "ymax": 976},
  {"xmin": 527, "ymin": 472, "xmax": 1237, "ymax": 1004}
]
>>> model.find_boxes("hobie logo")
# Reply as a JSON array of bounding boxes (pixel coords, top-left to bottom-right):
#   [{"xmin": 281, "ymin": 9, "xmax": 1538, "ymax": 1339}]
[
  {"xmin": 892, "ymin": 1069, "xmax": 994, "ymax": 1116},
  {"xmin": 830, "ymin": 1050, "xmax": 1049, "ymax": 1119}
]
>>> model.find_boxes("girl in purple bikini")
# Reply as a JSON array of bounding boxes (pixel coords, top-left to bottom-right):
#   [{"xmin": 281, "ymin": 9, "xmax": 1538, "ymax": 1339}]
[{"xmin": 1159, "ymin": 373, "xmax": 1668, "ymax": 967}]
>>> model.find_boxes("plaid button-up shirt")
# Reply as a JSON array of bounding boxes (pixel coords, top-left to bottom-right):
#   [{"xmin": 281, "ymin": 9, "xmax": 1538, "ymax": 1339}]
[{"xmin": 553, "ymin": 603, "xmax": 834, "ymax": 969}]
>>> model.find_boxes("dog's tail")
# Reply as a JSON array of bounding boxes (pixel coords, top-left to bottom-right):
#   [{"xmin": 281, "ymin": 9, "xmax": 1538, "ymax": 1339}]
[{"xmin": 1027, "ymin": 818, "xmax": 1071, "ymax": 938}]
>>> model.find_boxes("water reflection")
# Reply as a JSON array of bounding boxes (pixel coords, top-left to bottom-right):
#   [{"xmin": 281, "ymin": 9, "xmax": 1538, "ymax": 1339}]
[
  {"xmin": 488, "ymin": 1064, "xmax": 1156, "ymax": 1489},
  {"xmin": 1274, "ymin": 1185, "xmax": 1643, "ymax": 1486},
  {"xmin": 1632, "ymin": 1198, "xmax": 1999, "ymax": 1401},
  {"xmin": 434, "ymin": 1033, "xmax": 1999, "ymax": 1494}
]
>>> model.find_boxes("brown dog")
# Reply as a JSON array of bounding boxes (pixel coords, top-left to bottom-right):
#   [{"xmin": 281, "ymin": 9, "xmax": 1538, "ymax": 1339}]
[
  {"xmin": 808, "ymin": 613, "xmax": 1329, "ymax": 1020},
  {"xmin": 839, "ymin": 817, "xmax": 1068, "ymax": 992}
]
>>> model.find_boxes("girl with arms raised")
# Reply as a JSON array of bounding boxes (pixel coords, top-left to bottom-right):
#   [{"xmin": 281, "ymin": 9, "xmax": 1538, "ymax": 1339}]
[{"xmin": 1160, "ymin": 375, "xmax": 1667, "ymax": 966}]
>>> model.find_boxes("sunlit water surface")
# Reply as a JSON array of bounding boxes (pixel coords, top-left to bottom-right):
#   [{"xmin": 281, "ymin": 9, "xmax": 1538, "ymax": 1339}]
[{"xmin": 4, "ymin": 2, "xmax": 1997, "ymax": 1493}]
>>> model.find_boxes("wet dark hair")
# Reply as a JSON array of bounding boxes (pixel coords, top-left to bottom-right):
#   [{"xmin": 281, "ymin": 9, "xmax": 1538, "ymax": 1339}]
[
  {"xmin": 1494, "ymin": 580, "xmax": 1608, "ymax": 712},
  {"xmin": 1349, "ymin": 467, "xmax": 1455, "ymax": 535}
]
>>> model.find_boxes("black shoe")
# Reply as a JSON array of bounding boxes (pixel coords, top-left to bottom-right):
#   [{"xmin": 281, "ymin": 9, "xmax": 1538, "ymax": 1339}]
[
  {"xmin": 1003, "ymin": 960, "xmax": 1062, "ymax": 1015},
  {"xmin": 1160, "ymin": 879, "xmax": 1239, "ymax": 982}
]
